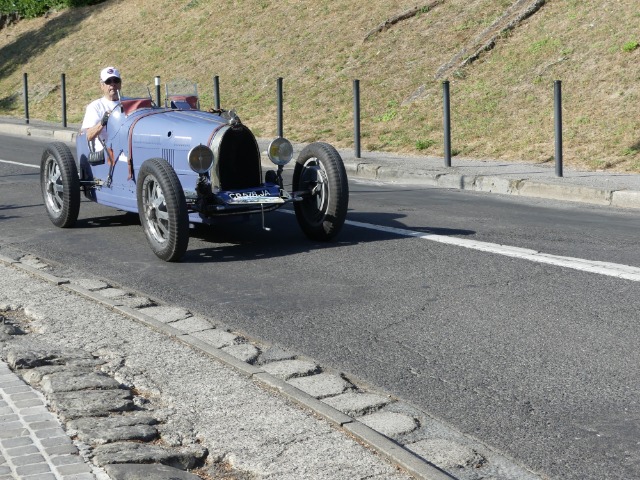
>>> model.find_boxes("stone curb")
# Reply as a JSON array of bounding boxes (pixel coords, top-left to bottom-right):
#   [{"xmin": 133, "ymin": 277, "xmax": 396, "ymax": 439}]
[
  {"xmin": 344, "ymin": 421, "xmax": 453, "ymax": 480},
  {"xmin": 0, "ymin": 254, "xmax": 456, "ymax": 480},
  {"xmin": 68, "ymin": 287, "xmax": 454, "ymax": 480}
]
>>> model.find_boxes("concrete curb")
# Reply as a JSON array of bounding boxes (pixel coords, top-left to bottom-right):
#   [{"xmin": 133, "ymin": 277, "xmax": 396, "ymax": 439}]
[
  {"xmin": 611, "ymin": 190, "xmax": 640, "ymax": 209},
  {"xmin": 0, "ymin": 254, "xmax": 455, "ymax": 480},
  {"xmin": 513, "ymin": 181, "xmax": 611, "ymax": 206},
  {"xmin": 342, "ymin": 159, "xmax": 640, "ymax": 209},
  {"xmin": 2, "ymin": 123, "xmax": 77, "ymax": 142}
]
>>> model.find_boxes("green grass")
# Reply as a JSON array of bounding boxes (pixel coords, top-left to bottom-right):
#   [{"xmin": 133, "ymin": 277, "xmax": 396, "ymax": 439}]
[{"xmin": 416, "ymin": 139, "xmax": 436, "ymax": 150}]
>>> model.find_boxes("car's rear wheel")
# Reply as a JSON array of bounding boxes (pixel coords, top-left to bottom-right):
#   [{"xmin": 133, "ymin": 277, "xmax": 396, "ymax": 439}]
[
  {"xmin": 293, "ymin": 142, "xmax": 349, "ymax": 241},
  {"xmin": 40, "ymin": 142, "xmax": 80, "ymax": 228},
  {"xmin": 136, "ymin": 158, "xmax": 189, "ymax": 262}
]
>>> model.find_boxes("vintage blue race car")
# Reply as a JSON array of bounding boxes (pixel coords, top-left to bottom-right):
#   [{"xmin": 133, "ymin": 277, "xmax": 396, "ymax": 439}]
[{"xmin": 40, "ymin": 86, "xmax": 349, "ymax": 261}]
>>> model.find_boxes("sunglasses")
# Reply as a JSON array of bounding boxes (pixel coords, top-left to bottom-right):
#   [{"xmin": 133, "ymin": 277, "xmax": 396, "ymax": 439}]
[{"xmin": 104, "ymin": 78, "xmax": 121, "ymax": 85}]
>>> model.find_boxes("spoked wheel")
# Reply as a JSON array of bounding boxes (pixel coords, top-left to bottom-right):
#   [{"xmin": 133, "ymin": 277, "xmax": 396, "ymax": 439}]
[
  {"xmin": 40, "ymin": 142, "xmax": 80, "ymax": 228},
  {"xmin": 136, "ymin": 158, "xmax": 189, "ymax": 262},
  {"xmin": 293, "ymin": 142, "xmax": 349, "ymax": 241}
]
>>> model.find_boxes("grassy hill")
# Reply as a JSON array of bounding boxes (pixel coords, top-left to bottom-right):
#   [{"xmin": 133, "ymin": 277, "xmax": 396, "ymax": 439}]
[{"xmin": 0, "ymin": 0, "xmax": 638, "ymax": 172}]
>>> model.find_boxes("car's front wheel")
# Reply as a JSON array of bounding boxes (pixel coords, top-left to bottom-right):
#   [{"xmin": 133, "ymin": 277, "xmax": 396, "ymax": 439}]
[
  {"xmin": 136, "ymin": 158, "xmax": 189, "ymax": 262},
  {"xmin": 293, "ymin": 142, "xmax": 349, "ymax": 241},
  {"xmin": 40, "ymin": 142, "xmax": 80, "ymax": 228}
]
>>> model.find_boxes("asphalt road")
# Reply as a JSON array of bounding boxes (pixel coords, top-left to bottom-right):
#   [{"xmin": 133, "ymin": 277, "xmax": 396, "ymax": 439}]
[{"xmin": 1, "ymin": 133, "xmax": 640, "ymax": 480}]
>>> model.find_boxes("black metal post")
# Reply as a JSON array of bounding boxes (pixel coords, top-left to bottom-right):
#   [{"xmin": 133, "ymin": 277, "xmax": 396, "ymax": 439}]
[
  {"xmin": 276, "ymin": 77, "xmax": 283, "ymax": 137},
  {"xmin": 61, "ymin": 73, "xmax": 67, "ymax": 128},
  {"xmin": 23, "ymin": 73, "xmax": 29, "ymax": 125},
  {"xmin": 554, "ymin": 80, "xmax": 563, "ymax": 177},
  {"xmin": 213, "ymin": 75, "xmax": 220, "ymax": 110},
  {"xmin": 155, "ymin": 76, "xmax": 161, "ymax": 107},
  {"xmin": 443, "ymin": 80, "xmax": 451, "ymax": 167},
  {"xmin": 353, "ymin": 79, "xmax": 361, "ymax": 158}
]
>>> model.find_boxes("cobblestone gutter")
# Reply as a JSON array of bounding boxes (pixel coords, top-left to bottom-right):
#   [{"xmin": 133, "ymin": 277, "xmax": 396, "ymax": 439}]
[{"xmin": 1, "ymin": 310, "xmax": 216, "ymax": 480}]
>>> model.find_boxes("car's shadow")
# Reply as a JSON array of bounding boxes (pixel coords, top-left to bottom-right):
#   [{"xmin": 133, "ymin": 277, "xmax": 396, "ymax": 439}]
[
  {"xmin": 71, "ymin": 206, "xmax": 475, "ymax": 264},
  {"xmin": 75, "ymin": 211, "xmax": 141, "ymax": 229},
  {"xmin": 180, "ymin": 210, "xmax": 476, "ymax": 264}
]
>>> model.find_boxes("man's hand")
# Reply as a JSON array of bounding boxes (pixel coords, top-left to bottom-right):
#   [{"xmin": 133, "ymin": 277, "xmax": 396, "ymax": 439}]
[{"xmin": 100, "ymin": 111, "xmax": 110, "ymax": 126}]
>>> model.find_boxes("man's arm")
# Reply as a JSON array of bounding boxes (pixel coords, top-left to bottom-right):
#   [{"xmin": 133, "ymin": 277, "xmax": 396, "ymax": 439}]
[
  {"xmin": 85, "ymin": 122, "xmax": 103, "ymax": 142},
  {"xmin": 81, "ymin": 102, "xmax": 110, "ymax": 142}
]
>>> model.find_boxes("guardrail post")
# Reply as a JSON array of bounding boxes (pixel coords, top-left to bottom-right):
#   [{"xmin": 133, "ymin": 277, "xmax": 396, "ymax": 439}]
[
  {"xmin": 443, "ymin": 80, "xmax": 451, "ymax": 167},
  {"xmin": 61, "ymin": 73, "xmax": 67, "ymax": 128},
  {"xmin": 213, "ymin": 75, "xmax": 220, "ymax": 110},
  {"xmin": 23, "ymin": 73, "xmax": 29, "ymax": 125},
  {"xmin": 353, "ymin": 79, "xmax": 361, "ymax": 158},
  {"xmin": 155, "ymin": 76, "xmax": 161, "ymax": 107},
  {"xmin": 554, "ymin": 80, "xmax": 563, "ymax": 178},
  {"xmin": 276, "ymin": 77, "xmax": 283, "ymax": 137}
]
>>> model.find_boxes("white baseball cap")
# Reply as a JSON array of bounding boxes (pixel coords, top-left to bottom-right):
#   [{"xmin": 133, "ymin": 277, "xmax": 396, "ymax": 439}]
[{"xmin": 100, "ymin": 66, "xmax": 121, "ymax": 82}]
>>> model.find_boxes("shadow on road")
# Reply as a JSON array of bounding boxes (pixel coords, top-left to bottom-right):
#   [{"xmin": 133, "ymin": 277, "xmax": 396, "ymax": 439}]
[
  {"xmin": 180, "ymin": 210, "xmax": 476, "ymax": 264},
  {"xmin": 75, "ymin": 211, "xmax": 140, "ymax": 229}
]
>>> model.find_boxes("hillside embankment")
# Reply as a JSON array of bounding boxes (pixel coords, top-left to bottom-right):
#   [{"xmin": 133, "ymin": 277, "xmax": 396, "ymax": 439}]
[{"xmin": 0, "ymin": 0, "xmax": 638, "ymax": 172}]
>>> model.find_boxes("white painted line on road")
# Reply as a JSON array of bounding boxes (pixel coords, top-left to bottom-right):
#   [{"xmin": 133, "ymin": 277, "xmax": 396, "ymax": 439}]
[
  {"xmin": 344, "ymin": 217, "xmax": 640, "ymax": 282},
  {"xmin": 0, "ymin": 159, "xmax": 39, "ymax": 169}
]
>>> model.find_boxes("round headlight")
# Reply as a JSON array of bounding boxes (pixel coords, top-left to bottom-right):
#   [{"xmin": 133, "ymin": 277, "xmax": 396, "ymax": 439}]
[
  {"xmin": 188, "ymin": 144, "xmax": 214, "ymax": 174},
  {"xmin": 268, "ymin": 137, "xmax": 293, "ymax": 166}
]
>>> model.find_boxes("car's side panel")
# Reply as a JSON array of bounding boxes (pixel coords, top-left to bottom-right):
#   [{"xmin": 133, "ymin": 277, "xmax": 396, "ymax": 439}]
[
  {"xmin": 77, "ymin": 127, "xmax": 138, "ymax": 211},
  {"xmin": 77, "ymin": 105, "xmax": 230, "ymax": 214}
]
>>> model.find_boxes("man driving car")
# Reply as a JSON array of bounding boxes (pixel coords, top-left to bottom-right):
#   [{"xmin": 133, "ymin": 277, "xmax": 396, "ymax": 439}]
[{"xmin": 81, "ymin": 66, "xmax": 122, "ymax": 142}]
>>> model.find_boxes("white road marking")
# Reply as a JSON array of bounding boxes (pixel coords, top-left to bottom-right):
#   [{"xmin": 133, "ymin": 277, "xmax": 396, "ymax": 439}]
[
  {"xmin": 344, "ymin": 219, "xmax": 640, "ymax": 282},
  {"xmin": 0, "ymin": 159, "xmax": 39, "ymax": 169}
]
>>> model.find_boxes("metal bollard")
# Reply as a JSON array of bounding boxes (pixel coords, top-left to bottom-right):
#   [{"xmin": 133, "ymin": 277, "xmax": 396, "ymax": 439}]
[
  {"xmin": 155, "ymin": 76, "xmax": 161, "ymax": 107},
  {"xmin": 554, "ymin": 80, "xmax": 563, "ymax": 177},
  {"xmin": 23, "ymin": 73, "xmax": 29, "ymax": 125},
  {"xmin": 213, "ymin": 75, "xmax": 220, "ymax": 110},
  {"xmin": 61, "ymin": 73, "xmax": 67, "ymax": 128},
  {"xmin": 276, "ymin": 77, "xmax": 283, "ymax": 137},
  {"xmin": 353, "ymin": 79, "xmax": 361, "ymax": 158},
  {"xmin": 443, "ymin": 80, "xmax": 451, "ymax": 167}
]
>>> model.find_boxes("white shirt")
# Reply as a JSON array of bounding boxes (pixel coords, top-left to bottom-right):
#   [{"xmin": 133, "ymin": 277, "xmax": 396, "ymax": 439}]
[{"xmin": 81, "ymin": 97, "xmax": 119, "ymax": 142}]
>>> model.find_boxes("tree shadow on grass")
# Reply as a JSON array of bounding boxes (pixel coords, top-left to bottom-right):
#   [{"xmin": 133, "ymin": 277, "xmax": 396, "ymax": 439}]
[{"xmin": 0, "ymin": 2, "xmax": 115, "ymax": 80}]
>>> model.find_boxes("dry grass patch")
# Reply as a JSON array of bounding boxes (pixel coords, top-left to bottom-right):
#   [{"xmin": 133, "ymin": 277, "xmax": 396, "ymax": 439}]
[{"xmin": 0, "ymin": 0, "xmax": 638, "ymax": 171}]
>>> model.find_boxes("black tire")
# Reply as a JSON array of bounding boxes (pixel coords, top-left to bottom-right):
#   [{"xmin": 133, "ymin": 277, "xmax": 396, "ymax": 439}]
[
  {"xmin": 40, "ymin": 142, "xmax": 80, "ymax": 228},
  {"xmin": 293, "ymin": 142, "xmax": 349, "ymax": 241},
  {"xmin": 136, "ymin": 158, "xmax": 189, "ymax": 262}
]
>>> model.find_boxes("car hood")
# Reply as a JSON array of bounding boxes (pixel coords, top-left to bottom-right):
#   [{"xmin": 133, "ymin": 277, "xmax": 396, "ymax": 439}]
[{"xmin": 126, "ymin": 109, "xmax": 229, "ymax": 149}]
